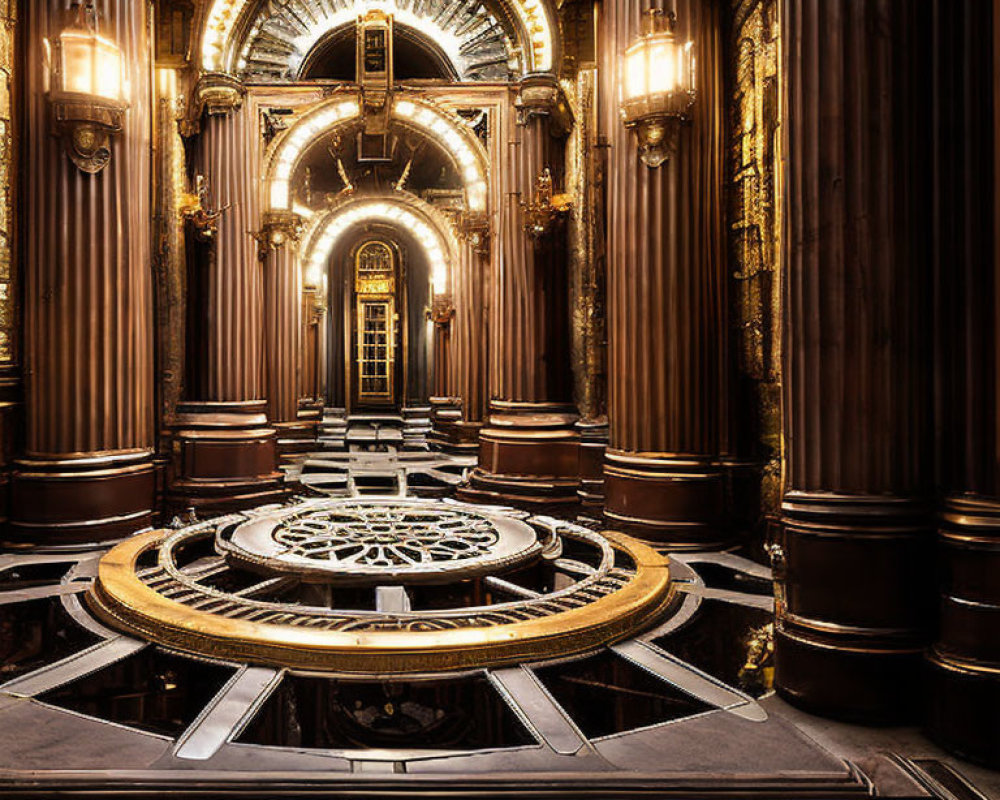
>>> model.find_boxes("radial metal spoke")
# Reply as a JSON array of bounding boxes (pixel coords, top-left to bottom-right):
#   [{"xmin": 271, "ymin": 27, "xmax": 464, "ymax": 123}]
[
  {"xmin": 610, "ymin": 639, "xmax": 767, "ymax": 722},
  {"xmin": 174, "ymin": 666, "xmax": 284, "ymax": 761},
  {"xmin": 488, "ymin": 666, "xmax": 587, "ymax": 755},
  {"xmin": 0, "ymin": 636, "xmax": 147, "ymax": 698}
]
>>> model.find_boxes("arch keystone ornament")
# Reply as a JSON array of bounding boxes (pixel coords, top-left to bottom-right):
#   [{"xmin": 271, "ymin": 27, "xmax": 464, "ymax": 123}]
[{"xmin": 86, "ymin": 497, "xmax": 675, "ymax": 674}]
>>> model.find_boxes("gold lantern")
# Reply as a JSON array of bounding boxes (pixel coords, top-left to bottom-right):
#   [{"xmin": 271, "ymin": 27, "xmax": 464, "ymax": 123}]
[
  {"xmin": 620, "ymin": 7, "xmax": 695, "ymax": 168},
  {"xmin": 46, "ymin": 1, "xmax": 129, "ymax": 173}
]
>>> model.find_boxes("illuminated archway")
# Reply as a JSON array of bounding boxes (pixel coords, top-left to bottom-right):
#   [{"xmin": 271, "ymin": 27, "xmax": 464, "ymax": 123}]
[
  {"xmin": 302, "ymin": 193, "xmax": 458, "ymax": 297},
  {"xmin": 265, "ymin": 94, "xmax": 488, "ymax": 214},
  {"xmin": 199, "ymin": 0, "xmax": 556, "ymax": 77}
]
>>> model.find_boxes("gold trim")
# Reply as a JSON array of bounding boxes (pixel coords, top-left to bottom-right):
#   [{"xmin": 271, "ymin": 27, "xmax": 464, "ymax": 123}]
[{"xmin": 88, "ymin": 530, "xmax": 673, "ymax": 674}]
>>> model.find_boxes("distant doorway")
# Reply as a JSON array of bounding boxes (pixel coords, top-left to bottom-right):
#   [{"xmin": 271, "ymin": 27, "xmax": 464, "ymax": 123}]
[{"xmin": 349, "ymin": 239, "xmax": 404, "ymax": 411}]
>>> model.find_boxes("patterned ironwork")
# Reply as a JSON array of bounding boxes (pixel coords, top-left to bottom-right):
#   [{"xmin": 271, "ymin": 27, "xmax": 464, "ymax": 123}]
[
  {"xmin": 219, "ymin": 498, "xmax": 542, "ymax": 583},
  {"xmin": 273, "ymin": 505, "xmax": 500, "ymax": 567}
]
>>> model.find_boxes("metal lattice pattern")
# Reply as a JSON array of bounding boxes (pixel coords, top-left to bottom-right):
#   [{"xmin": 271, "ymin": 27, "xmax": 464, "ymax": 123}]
[
  {"xmin": 272, "ymin": 505, "xmax": 500, "ymax": 567},
  {"xmin": 218, "ymin": 499, "xmax": 542, "ymax": 583}
]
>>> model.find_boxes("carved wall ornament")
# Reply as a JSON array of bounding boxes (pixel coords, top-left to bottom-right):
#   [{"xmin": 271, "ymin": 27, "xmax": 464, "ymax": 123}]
[{"xmin": 522, "ymin": 167, "xmax": 572, "ymax": 239}]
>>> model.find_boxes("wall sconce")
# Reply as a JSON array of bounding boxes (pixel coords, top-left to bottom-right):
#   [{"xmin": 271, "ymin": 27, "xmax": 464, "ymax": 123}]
[
  {"xmin": 523, "ymin": 168, "xmax": 572, "ymax": 239},
  {"xmin": 46, "ymin": 0, "xmax": 129, "ymax": 174},
  {"xmin": 180, "ymin": 175, "xmax": 227, "ymax": 241},
  {"xmin": 620, "ymin": 7, "xmax": 695, "ymax": 168}
]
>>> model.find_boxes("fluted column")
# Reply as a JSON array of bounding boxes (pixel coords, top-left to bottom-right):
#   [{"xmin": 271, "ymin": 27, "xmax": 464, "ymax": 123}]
[
  {"xmin": 264, "ymin": 235, "xmax": 310, "ymax": 465},
  {"xmin": 602, "ymin": 0, "xmax": 731, "ymax": 546},
  {"xmin": 170, "ymin": 96, "xmax": 280, "ymax": 512},
  {"xmin": 12, "ymin": 0, "xmax": 154, "ymax": 544},
  {"xmin": 924, "ymin": 0, "xmax": 1000, "ymax": 766},
  {"xmin": 432, "ymin": 237, "xmax": 486, "ymax": 453},
  {"xmin": 775, "ymin": 0, "xmax": 934, "ymax": 722},
  {"xmin": 465, "ymin": 83, "xmax": 578, "ymax": 505}
]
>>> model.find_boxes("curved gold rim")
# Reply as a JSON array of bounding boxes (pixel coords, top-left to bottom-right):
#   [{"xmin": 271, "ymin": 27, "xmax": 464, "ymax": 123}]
[{"xmin": 87, "ymin": 529, "xmax": 673, "ymax": 674}]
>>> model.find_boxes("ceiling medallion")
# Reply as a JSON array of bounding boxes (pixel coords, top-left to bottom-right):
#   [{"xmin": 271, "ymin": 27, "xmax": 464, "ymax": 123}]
[{"xmin": 87, "ymin": 498, "xmax": 674, "ymax": 675}]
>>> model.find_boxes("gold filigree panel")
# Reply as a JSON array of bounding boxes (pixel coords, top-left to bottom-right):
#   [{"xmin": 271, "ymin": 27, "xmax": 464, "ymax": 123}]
[
  {"xmin": 0, "ymin": 1, "xmax": 15, "ymax": 366},
  {"xmin": 728, "ymin": 0, "xmax": 781, "ymax": 510}
]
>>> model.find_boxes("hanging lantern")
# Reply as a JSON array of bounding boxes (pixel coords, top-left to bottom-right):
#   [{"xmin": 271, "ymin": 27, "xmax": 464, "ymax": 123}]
[
  {"xmin": 47, "ymin": 0, "xmax": 129, "ymax": 173},
  {"xmin": 620, "ymin": 7, "xmax": 695, "ymax": 168}
]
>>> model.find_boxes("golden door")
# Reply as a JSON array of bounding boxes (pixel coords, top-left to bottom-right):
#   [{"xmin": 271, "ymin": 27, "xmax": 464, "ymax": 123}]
[{"xmin": 352, "ymin": 240, "xmax": 398, "ymax": 408}]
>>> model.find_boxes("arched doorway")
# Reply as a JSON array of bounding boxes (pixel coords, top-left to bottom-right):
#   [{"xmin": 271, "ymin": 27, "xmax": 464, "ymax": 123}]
[{"xmin": 349, "ymin": 238, "xmax": 404, "ymax": 411}]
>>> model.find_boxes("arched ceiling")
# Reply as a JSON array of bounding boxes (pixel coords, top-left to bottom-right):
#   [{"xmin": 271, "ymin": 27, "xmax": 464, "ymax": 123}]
[
  {"xmin": 238, "ymin": 0, "xmax": 513, "ymax": 82},
  {"xmin": 199, "ymin": 0, "xmax": 556, "ymax": 79}
]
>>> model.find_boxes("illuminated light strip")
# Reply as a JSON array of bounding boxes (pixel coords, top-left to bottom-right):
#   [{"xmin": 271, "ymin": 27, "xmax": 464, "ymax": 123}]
[
  {"xmin": 201, "ymin": 0, "xmax": 243, "ymax": 72},
  {"xmin": 266, "ymin": 96, "xmax": 487, "ymax": 213},
  {"xmin": 201, "ymin": 0, "xmax": 553, "ymax": 75},
  {"xmin": 303, "ymin": 200, "xmax": 453, "ymax": 294},
  {"xmin": 514, "ymin": 0, "xmax": 554, "ymax": 72}
]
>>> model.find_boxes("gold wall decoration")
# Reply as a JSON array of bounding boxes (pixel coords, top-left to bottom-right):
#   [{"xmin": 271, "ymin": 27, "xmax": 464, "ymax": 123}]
[{"xmin": 727, "ymin": 0, "xmax": 782, "ymax": 512}]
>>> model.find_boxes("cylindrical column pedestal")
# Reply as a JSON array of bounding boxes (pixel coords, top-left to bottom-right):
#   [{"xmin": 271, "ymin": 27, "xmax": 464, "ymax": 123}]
[
  {"xmin": 601, "ymin": 0, "xmax": 731, "ymax": 545},
  {"xmin": 12, "ymin": 0, "xmax": 155, "ymax": 546},
  {"xmin": 775, "ymin": 0, "xmax": 934, "ymax": 722},
  {"xmin": 168, "ymin": 401, "xmax": 282, "ymax": 513}
]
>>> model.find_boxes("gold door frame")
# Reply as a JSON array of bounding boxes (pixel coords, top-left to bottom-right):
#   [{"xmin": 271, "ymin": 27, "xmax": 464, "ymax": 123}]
[{"xmin": 345, "ymin": 237, "xmax": 406, "ymax": 412}]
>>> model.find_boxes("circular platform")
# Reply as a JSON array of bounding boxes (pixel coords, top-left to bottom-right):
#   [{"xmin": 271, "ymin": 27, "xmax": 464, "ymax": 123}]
[
  {"xmin": 87, "ymin": 498, "xmax": 674, "ymax": 674},
  {"xmin": 218, "ymin": 500, "xmax": 542, "ymax": 585}
]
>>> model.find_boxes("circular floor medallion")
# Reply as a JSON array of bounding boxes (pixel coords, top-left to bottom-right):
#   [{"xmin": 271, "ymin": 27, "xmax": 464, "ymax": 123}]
[
  {"xmin": 87, "ymin": 498, "xmax": 674, "ymax": 674},
  {"xmin": 219, "ymin": 500, "xmax": 541, "ymax": 584}
]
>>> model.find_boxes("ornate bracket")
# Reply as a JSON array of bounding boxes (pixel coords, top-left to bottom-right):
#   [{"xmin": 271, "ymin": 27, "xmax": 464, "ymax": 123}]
[
  {"xmin": 256, "ymin": 211, "xmax": 304, "ymax": 259},
  {"xmin": 50, "ymin": 99, "xmax": 125, "ymax": 174},
  {"xmin": 522, "ymin": 167, "xmax": 572, "ymax": 239},
  {"xmin": 515, "ymin": 74, "xmax": 573, "ymax": 133}
]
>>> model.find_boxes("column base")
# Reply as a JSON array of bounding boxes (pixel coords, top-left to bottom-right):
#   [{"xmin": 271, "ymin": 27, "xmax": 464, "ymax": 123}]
[
  {"xmin": 427, "ymin": 397, "xmax": 478, "ymax": 453},
  {"xmin": 576, "ymin": 418, "xmax": 608, "ymax": 507},
  {"xmin": 9, "ymin": 450, "xmax": 155, "ymax": 549},
  {"xmin": 459, "ymin": 401, "xmax": 579, "ymax": 506},
  {"xmin": 924, "ymin": 495, "xmax": 1000, "ymax": 767},
  {"xmin": 925, "ymin": 653, "xmax": 1000, "ymax": 768},
  {"xmin": 275, "ymin": 419, "xmax": 316, "ymax": 466},
  {"xmin": 775, "ymin": 492, "xmax": 933, "ymax": 723},
  {"xmin": 774, "ymin": 622, "xmax": 922, "ymax": 725},
  {"xmin": 168, "ymin": 401, "xmax": 282, "ymax": 515},
  {"xmin": 603, "ymin": 451, "xmax": 732, "ymax": 548}
]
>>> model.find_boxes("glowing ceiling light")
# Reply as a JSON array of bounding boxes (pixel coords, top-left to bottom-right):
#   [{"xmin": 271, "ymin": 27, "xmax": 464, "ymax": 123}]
[{"xmin": 303, "ymin": 200, "xmax": 452, "ymax": 295}]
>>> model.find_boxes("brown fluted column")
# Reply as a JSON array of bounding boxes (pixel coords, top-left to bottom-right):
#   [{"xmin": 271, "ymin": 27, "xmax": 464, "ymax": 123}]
[
  {"xmin": 465, "ymin": 81, "xmax": 578, "ymax": 505},
  {"xmin": 263, "ymin": 232, "xmax": 310, "ymax": 466},
  {"xmin": 433, "ymin": 235, "xmax": 486, "ymax": 453},
  {"xmin": 924, "ymin": 0, "xmax": 1000, "ymax": 766},
  {"xmin": 297, "ymin": 285, "xmax": 324, "ymax": 442},
  {"xmin": 602, "ymin": 0, "xmax": 731, "ymax": 546},
  {"xmin": 170, "ymin": 95, "xmax": 280, "ymax": 512},
  {"xmin": 775, "ymin": 0, "xmax": 934, "ymax": 722},
  {"xmin": 12, "ymin": 0, "xmax": 154, "ymax": 545}
]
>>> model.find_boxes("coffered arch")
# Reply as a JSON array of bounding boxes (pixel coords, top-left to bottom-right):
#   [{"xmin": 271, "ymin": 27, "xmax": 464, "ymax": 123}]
[{"xmin": 197, "ymin": 0, "xmax": 557, "ymax": 80}]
